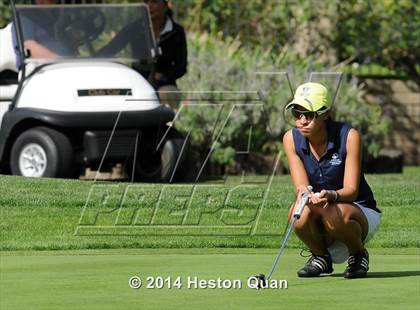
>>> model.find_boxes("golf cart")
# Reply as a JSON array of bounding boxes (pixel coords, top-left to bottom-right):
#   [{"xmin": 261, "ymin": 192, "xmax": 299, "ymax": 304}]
[{"xmin": 0, "ymin": 1, "xmax": 188, "ymax": 181}]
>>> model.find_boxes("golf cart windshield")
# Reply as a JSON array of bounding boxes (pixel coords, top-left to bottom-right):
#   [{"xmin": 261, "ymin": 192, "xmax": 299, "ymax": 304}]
[{"xmin": 14, "ymin": 3, "xmax": 158, "ymax": 67}]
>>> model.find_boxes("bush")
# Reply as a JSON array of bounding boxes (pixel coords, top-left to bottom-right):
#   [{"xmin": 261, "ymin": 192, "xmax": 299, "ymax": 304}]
[
  {"xmin": 333, "ymin": 78, "xmax": 391, "ymax": 157},
  {"xmin": 177, "ymin": 33, "xmax": 391, "ymax": 172},
  {"xmin": 176, "ymin": 33, "xmax": 296, "ymax": 170}
]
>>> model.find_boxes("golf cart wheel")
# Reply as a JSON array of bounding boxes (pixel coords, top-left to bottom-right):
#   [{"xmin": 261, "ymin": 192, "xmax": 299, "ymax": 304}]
[
  {"xmin": 10, "ymin": 127, "xmax": 73, "ymax": 178},
  {"xmin": 134, "ymin": 129, "xmax": 189, "ymax": 183}
]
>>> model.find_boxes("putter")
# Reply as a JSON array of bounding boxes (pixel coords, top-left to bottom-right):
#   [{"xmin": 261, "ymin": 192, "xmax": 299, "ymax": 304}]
[{"xmin": 252, "ymin": 185, "xmax": 313, "ymax": 289}]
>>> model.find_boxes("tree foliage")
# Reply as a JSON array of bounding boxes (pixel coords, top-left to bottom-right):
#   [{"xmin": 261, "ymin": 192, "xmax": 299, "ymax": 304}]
[
  {"xmin": 174, "ymin": 0, "xmax": 419, "ymax": 83},
  {"xmin": 334, "ymin": 0, "xmax": 419, "ymax": 84}
]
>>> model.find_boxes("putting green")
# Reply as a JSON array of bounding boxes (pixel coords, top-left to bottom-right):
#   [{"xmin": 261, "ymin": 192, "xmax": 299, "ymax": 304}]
[{"xmin": 1, "ymin": 248, "xmax": 418, "ymax": 310}]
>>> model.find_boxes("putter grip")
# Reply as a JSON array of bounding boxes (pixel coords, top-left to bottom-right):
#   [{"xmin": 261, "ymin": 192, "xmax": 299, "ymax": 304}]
[{"xmin": 293, "ymin": 192, "xmax": 310, "ymax": 219}]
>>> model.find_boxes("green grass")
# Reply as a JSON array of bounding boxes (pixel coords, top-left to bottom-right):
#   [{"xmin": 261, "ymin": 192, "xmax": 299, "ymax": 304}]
[
  {"xmin": 0, "ymin": 167, "xmax": 419, "ymax": 250},
  {"xmin": 0, "ymin": 168, "xmax": 419, "ymax": 309},
  {"xmin": 1, "ymin": 248, "xmax": 419, "ymax": 310}
]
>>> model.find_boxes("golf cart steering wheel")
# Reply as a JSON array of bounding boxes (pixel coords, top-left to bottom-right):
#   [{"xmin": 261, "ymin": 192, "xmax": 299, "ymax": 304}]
[{"xmin": 55, "ymin": 8, "xmax": 106, "ymax": 50}]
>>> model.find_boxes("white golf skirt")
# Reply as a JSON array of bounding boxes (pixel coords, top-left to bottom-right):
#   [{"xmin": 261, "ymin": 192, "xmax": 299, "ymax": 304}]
[{"xmin": 327, "ymin": 203, "xmax": 382, "ymax": 264}]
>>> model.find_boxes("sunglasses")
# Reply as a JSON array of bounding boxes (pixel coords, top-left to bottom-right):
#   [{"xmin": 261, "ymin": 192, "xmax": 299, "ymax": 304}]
[{"xmin": 291, "ymin": 109, "xmax": 328, "ymax": 120}]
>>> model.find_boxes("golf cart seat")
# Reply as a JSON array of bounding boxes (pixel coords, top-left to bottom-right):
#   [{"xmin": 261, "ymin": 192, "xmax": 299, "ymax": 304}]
[{"xmin": 0, "ymin": 23, "xmax": 18, "ymax": 98}]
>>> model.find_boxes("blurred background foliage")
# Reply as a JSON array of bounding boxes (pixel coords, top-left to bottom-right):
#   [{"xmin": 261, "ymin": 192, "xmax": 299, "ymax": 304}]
[
  {"xmin": 1, "ymin": 0, "xmax": 414, "ymax": 170},
  {"xmin": 172, "ymin": 0, "xmax": 419, "ymax": 83}
]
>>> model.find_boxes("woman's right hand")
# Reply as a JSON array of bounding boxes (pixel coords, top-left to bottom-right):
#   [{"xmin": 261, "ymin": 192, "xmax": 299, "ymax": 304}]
[{"xmin": 308, "ymin": 190, "xmax": 328, "ymax": 209}]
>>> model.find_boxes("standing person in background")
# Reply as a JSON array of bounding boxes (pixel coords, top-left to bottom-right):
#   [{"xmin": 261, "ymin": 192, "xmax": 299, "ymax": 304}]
[
  {"xmin": 146, "ymin": 0, "xmax": 187, "ymax": 109},
  {"xmin": 283, "ymin": 82, "xmax": 382, "ymax": 279}
]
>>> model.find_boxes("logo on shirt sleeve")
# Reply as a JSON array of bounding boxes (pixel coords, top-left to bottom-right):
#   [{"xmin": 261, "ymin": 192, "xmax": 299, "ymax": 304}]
[{"xmin": 329, "ymin": 153, "xmax": 342, "ymax": 166}]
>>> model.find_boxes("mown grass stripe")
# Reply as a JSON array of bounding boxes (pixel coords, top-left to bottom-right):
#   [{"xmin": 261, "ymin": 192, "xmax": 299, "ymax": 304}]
[{"xmin": 0, "ymin": 167, "xmax": 419, "ymax": 250}]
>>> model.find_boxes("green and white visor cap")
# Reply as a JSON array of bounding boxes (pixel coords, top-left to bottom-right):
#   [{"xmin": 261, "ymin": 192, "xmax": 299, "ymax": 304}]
[{"xmin": 285, "ymin": 82, "xmax": 331, "ymax": 112}]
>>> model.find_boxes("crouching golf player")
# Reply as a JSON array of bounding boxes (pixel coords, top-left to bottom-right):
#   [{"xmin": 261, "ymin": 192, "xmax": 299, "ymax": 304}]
[{"xmin": 283, "ymin": 82, "xmax": 381, "ymax": 279}]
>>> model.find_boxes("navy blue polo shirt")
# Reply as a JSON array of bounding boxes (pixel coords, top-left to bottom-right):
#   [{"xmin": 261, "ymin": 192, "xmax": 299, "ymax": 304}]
[{"xmin": 292, "ymin": 120, "xmax": 379, "ymax": 213}]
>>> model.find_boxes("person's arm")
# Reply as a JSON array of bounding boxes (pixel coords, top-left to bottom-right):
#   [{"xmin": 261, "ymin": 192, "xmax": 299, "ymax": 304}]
[
  {"xmin": 24, "ymin": 40, "xmax": 60, "ymax": 59},
  {"xmin": 157, "ymin": 28, "xmax": 187, "ymax": 82},
  {"xmin": 338, "ymin": 128, "xmax": 361, "ymax": 201},
  {"xmin": 19, "ymin": 16, "xmax": 60, "ymax": 60},
  {"xmin": 170, "ymin": 28, "xmax": 187, "ymax": 80},
  {"xmin": 283, "ymin": 130, "xmax": 310, "ymax": 196}
]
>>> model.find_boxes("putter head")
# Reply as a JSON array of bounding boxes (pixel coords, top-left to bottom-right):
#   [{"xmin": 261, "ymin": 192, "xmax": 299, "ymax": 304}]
[{"xmin": 251, "ymin": 274, "xmax": 267, "ymax": 289}]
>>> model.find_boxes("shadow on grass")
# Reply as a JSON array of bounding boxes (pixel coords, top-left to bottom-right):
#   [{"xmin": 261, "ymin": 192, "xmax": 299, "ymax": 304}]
[{"xmin": 329, "ymin": 271, "xmax": 420, "ymax": 278}]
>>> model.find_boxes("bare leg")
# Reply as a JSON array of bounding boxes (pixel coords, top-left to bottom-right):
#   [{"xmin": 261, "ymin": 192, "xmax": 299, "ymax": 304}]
[
  {"xmin": 288, "ymin": 203, "xmax": 329, "ymax": 256},
  {"xmin": 320, "ymin": 203, "xmax": 368, "ymax": 255}
]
